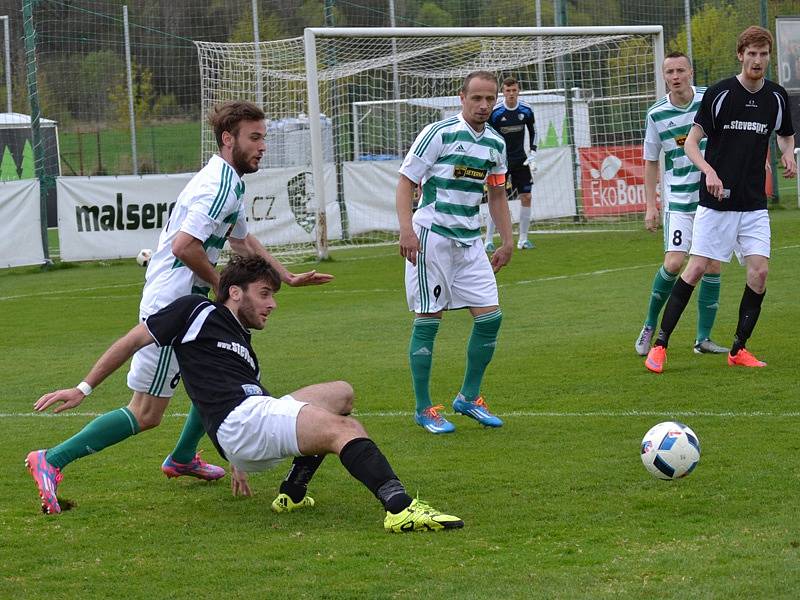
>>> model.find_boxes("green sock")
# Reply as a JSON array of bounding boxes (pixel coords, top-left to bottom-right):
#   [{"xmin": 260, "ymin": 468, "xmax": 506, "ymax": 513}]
[
  {"xmin": 696, "ymin": 273, "xmax": 721, "ymax": 341},
  {"xmin": 645, "ymin": 266, "xmax": 679, "ymax": 327},
  {"xmin": 46, "ymin": 407, "xmax": 140, "ymax": 470},
  {"xmin": 170, "ymin": 403, "xmax": 207, "ymax": 464},
  {"xmin": 459, "ymin": 309, "xmax": 502, "ymax": 401},
  {"xmin": 409, "ymin": 317, "xmax": 440, "ymax": 414}
]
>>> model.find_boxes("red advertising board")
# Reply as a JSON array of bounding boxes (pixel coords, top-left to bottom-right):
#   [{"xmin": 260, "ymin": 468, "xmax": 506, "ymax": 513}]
[{"xmin": 579, "ymin": 145, "xmax": 647, "ymax": 217}]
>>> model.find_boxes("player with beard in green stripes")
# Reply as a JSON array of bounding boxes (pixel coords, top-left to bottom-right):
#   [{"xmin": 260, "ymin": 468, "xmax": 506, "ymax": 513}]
[
  {"xmin": 396, "ymin": 71, "xmax": 513, "ymax": 434},
  {"xmin": 26, "ymin": 101, "xmax": 333, "ymax": 514}
]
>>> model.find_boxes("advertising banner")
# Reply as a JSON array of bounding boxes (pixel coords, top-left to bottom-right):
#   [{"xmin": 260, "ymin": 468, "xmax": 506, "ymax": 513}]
[
  {"xmin": 578, "ymin": 146, "xmax": 646, "ymax": 217},
  {"xmin": 0, "ymin": 178, "xmax": 45, "ymax": 268},
  {"xmin": 57, "ymin": 174, "xmax": 192, "ymax": 262},
  {"xmin": 57, "ymin": 166, "xmax": 340, "ymax": 262},
  {"xmin": 344, "ymin": 145, "xmax": 577, "ymax": 231}
]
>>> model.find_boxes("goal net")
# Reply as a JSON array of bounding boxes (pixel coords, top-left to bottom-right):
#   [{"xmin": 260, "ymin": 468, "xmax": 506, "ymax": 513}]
[{"xmin": 196, "ymin": 26, "xmax": 664, "ymax": 258}]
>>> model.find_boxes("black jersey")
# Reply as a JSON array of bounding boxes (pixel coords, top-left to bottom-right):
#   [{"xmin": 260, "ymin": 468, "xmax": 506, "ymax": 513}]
[
  {"xmin": 489, "ymin": 101, "xmax": 536, "ymax": 167},
  {"xmin": 145, "ymin": 294, "xmax": 268, "ymax": 457},
  {"xmin": 694, "ymin": 76, "xmax": 794, "ymax": 211}
]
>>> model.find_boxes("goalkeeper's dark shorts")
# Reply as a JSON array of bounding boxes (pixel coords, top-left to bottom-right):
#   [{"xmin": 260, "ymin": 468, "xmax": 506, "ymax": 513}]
[{"xmin": 507, "ymin": 164, "xmax": 532, "ymax": 196}]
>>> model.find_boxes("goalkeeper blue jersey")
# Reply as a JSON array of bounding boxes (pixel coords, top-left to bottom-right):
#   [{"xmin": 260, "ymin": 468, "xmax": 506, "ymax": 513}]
[{"xmin": 489, "ymin": 101, "xmax": 536, "ymax": 167}]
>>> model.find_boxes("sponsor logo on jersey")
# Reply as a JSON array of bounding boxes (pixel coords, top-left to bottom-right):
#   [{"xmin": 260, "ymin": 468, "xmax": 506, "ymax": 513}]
[
  {"xmin": 453, "ymin": 165, "xmax": 488, "ymax": 180},
  {"xmin": 217, "ymin": 341, "xmax": 256, "ymax": 370},
  {"xmin": 667, "ymin": 120, "xmax": 676, "ymax": 127},
  {"xmin": 675, "ymin": 134, "xmax": 688, "ymax": 146},
  {"xmin": 745, "ymin": 99, "xmax": 758, "ymax": 108},
  {"xmin": 241, "ymin": 384, "xmax": 263, "ymax": 396},
  {"xmin": 722, "ymin": 120, "xmax": 768, "ymax": 134},
  {"xmin": 499, "ymin": 124, "xmax": 524, "ymax": 134},
  {"xmin": 500, "ymin": 116, "xmax": 507, "ymax": 121},
  {"xmin": 455, "ymin": 143, "xmax": 466, "ymax": 152}
]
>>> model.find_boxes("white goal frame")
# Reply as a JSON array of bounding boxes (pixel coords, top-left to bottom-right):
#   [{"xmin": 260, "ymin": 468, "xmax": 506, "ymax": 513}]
[{"xmin": 303, "ymin": 26, "xmax": 664, "ymax": 259}]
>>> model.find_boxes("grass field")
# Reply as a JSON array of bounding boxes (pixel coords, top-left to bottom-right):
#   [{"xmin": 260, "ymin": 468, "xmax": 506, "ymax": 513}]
[
  {"xmin": 2, "ymin": 209, "xmax": 800, "ymax": 598},
  {"xmin": 58, "ymin": 121, "xmax": 202, "ymax": 176}
]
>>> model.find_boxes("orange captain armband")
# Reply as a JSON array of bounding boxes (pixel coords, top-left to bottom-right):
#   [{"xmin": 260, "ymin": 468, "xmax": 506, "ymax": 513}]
[{"xmin": 486, "ymin": 173, "xmax": 506, "ymax": 188}]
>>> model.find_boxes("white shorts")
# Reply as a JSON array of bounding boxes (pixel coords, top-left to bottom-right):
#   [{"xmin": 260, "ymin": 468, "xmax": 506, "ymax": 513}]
[
  {"xmin": 216, "ymin": 394, "xmax": 307, "ymax": 473},
  {"xmin": 690, "ymin": 207, "xmax": 770, "ymax": 263},
  {"xmin": 662, "ymin": 211, "xmax": 694, "ymax": 253},
  {"xmin": 405, "ymin": 225, "xmax": 498, "ymax": 313},
  {"xmin": 127, "ymin": 343, "xmax": 181, "ymax": 398}
]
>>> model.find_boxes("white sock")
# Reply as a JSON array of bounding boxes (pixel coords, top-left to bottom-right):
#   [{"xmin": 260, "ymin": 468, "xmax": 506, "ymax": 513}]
[
  {"xmin": 485, "ymin": 217, "xmax": 495, "ymax": 244},
  {"xmin": 518, "ymin": 206, "xmax": 531, "ymax": 242}
]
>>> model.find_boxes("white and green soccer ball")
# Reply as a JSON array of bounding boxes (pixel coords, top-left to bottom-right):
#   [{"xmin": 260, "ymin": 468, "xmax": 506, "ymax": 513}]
[
  {"xmin": 136, "ymin": 248, "xmax": 152, "ymax": 267},
  {"xmin": 640, "ymin": 421, "xmax": 700, "ymax": 480}
]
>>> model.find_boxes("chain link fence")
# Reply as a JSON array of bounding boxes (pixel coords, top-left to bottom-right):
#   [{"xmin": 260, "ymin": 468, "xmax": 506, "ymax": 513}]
[{"xmin": 0, "ymin": 1, "xmax": 790, "ymax": 179}]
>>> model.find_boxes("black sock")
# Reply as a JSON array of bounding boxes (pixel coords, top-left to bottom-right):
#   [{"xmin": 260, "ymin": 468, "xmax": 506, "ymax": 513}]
[
  {"xmin": 731, "ymin": 285, "xmax": 765, "ymax": 355},
  {"xmin": 339, "ymin": 437, "xmax": 412, "ymax": 513},
  {"xmin": 279, "ymin": 454, "xmax": 325, "ymax": 503},
  {"xmin": 655, "ymin": 277, "xmax": 695, "ymax": 348}
]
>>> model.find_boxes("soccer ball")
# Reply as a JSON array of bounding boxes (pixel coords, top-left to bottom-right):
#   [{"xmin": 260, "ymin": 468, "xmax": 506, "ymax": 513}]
[
  {"xmin": 640, "ymin": 421, "xmax": 700, "ymax": 480},
  {"xmin": 136, "ymin": 248, "xmax": 152, "ymax": 267}
]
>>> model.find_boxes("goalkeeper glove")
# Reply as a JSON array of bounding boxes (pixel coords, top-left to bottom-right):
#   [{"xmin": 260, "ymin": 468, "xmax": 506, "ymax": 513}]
[{"xmin": 524, "ymin": 151, "xmax": 537, "ymax": 174}]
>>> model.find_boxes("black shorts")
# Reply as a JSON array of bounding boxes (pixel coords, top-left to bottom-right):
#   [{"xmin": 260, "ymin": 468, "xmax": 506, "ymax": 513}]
[{"xmin": 506, "ymin": 164, "xmax": 532, "ymax": 196}]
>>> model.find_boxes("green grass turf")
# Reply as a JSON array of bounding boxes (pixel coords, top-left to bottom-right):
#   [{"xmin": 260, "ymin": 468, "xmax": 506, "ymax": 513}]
[
  {"xmin": 58, "ymin": 121, "xmax": 202, "ymax": 176},
  {"xmin": 2, "ymin": 209, "xmax": 800, "ymax": 598}
]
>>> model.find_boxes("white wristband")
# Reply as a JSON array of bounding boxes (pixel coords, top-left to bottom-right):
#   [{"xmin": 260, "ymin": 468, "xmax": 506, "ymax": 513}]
[{"xmin": 76, "ymin": 381, "xmax": 93, "ymax": 396}]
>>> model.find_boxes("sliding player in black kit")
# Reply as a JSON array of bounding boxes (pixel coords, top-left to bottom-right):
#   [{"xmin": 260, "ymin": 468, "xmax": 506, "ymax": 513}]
[{"xmin": 30, "ymin": 256, "xmax": 463, "ymax": 533}]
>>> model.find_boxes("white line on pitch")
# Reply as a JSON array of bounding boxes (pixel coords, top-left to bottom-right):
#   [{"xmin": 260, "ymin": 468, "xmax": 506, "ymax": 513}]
[
  {"xmin": 3, "ymin": 243, "xmax": 797, "ymax": 302},
  {"xmin": 0, "ymin": 282, "xmax": 142, "ymax": 301},
  {"xmin": 3, "ymin": 410, "xmax": 799, "ymax": 419}
]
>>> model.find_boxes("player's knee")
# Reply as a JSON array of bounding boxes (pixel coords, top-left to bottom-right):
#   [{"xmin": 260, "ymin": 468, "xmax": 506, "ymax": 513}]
[
  {"xmin": 747, "ymin": 265, "xmax": 768, "ymax": 292},
  {"xmin": 663, "ymin": 254, "xmax": 684, "ymax": 273},
  {"xmin": 134, "ymin": 410, "xmax": 163, "ymax": 430},
  {"xmin": 127, "ymin": 395, "xmax": 167, "ymax": 430},
  {"xmin": 682, "ymin": 260, "xmax": 706, "ymax": 285},
  {"xmin": 333, "ymin": 416, "xmax": 368, "ymax": 449},
  {"xmin": 705, "ymin": 260, "xmax": 722, "ymax": 275},
  {"xmin": 329, "ymin": 380, "xmax": 354, "ymax": 414}
]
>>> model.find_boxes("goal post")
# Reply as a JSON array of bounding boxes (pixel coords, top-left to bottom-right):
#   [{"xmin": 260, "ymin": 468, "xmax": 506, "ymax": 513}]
[{"xmin": 197, "ymin": 26, "xmax": 664, "ymax": 260}]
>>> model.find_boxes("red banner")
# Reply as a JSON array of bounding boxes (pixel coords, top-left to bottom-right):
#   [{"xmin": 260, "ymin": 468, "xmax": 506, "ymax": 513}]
[{"xmin": 579, "ymin": 146, "xmax": 647, "ymax": 217}]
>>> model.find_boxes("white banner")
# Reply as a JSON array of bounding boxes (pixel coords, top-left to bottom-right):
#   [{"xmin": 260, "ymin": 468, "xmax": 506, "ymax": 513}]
[
  {"xmin": 0, "ymin": 179, "xmax": 45, "ymax": 268},
  {"xmin": 342, "ymin": 160, "xmax": 401, "ymax": 234},
  {"xmin": 57, "ymin": 174, "xmax": 192, "ymax": 262},
  {"xmin": 55, "ymin": 151, "xmax": 575, "ymax": 263},
  {"xmin": 57, "ymin": 167, "xmax": 341, "ymax": 261},
  {"xmin": 243, "ymin": 165, "xmax": 340, "ymax": 247},
  {"xmin": 342, "ymin": 146, "xmax": 576, "ymax": 232},
  {"xmin": 526, "ymin": 146, "xmax": 577, "ymax": 221}
]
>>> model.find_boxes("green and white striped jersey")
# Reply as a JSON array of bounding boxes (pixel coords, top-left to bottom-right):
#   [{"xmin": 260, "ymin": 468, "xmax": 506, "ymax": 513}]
[
  {"xmin": 399, "ymin": 113, "xmax": 506, "ymax": 245},
  {"xmin": 140, "ymin": 154, "xmax": 247, "ymax": 317},
  {"xmin": 643, "ymin": 86, "xmax": 707, "ymax": 213}
]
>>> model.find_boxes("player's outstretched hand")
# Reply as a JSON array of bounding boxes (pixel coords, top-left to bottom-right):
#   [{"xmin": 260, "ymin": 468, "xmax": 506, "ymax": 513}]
[
  {"xmin": 230, "ymin": 465, "xmax": 252, "ymax": 497},
  {"xmin": 490, "ymin": 244, "xmax": 513, "ymax": 273},
  {"xmin": 644, "ymin": 206, "xmax": 660, "ymax": 232},
  {"xmin": 285, "ymin": 270, "xmax": 334, "ymax": 286},
  {"xmin": 34, "ymin": 388, "xmax": 86, "ymax": 414},
  {"xmin": 399, "ymin": 229, "xmax": 420, "ymax": 266}
]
